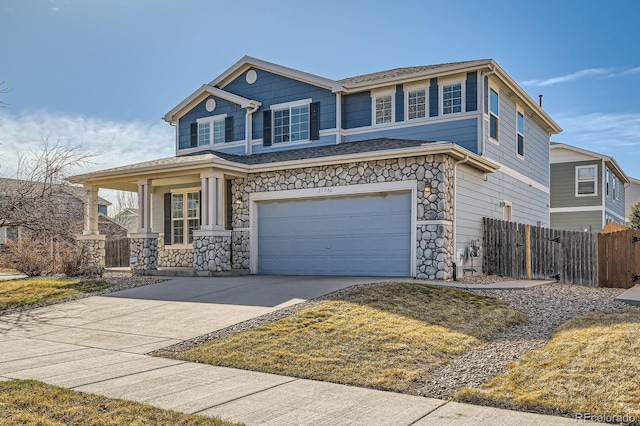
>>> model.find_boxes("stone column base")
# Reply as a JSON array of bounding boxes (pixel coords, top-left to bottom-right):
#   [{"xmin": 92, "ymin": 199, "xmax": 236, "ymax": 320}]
[
  {"xmin": 76, "ymin": 234, "xmax": 106, "ymax": 271},
  {"xmin": 130, "ymin": 233, "xmax": 159, "ymax": 271},
  {"xmin": 193, "ymin": 230, "xmax": 232, "ymax": 272}
]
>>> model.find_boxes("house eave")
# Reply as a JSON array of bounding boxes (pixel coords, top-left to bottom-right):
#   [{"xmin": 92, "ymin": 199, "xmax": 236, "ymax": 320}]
[{"xmin": 550, "ymin": 142, "xmax": 630, "ymax": 184}]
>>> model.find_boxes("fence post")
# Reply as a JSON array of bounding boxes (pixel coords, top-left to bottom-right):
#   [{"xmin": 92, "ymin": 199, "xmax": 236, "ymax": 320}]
[{"xmin": 525, "ymin": 224, "xmax": 532, "ymax": 280}]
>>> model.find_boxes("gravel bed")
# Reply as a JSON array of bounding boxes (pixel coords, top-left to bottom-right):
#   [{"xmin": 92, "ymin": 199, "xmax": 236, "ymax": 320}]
[
  {"xmin": 0, "ymin": 271, "xmax": 166, "ymax": 317},
  {"xmin": 419, "ymin": 283, "xmax": 638, "ymax": 399}
]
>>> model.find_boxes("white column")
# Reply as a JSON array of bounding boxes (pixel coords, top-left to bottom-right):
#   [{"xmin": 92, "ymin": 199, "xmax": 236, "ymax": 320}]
[
  {"xmin": 200, "ymin": 172, "xmax": 224, "ymax": 231},
  {"xmin": 136, "ymin": 179, "xmax": 152, "ymax": 233},
  {"xmin": 216, "ymin": 176, "xmax": 224, "ymax": 228},
  {"xmin": 200, "ymin": 176, "xmax": 209, "ymax": 228},
  {"xmin": 83, "ymin": 185, "xmax": 99, "ymax": 235}
]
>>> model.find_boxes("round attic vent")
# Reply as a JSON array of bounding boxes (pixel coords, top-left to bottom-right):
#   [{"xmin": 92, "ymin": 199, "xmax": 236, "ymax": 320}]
[
  {"xmin": 205, "ymin": 98, "xmax": 216, "ymax": 112},
  {"xmin": 246, "ymin": 70, "xmax": 257, "ymax": 84}
]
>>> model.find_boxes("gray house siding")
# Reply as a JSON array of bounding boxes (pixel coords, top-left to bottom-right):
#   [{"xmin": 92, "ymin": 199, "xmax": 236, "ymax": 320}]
[
  {"xmin": 455, "ymin": 163, "xmax": 549, "ymax": 274},
  {"xmin": 343, "ymin": 91, "xmax": 372, "ymax": 129},
  {"xmin": 603, "ymin": 166, "xmax": 626, "ymax": 222},
  {"xmin": 482, "ymin": 88, "xmax": 550, "ymax": 187},
  {"xmin": 626, "ymin": 180, "xmax": 640, "ymax": 220},
  {"xmin": 343, "ymin": 118, "xmax": 479, "ymax": 153},
  {"xmin": 550, "ymin": 211, "xmax": 602, "ymax": 232},
  {"xmin": 222, "ymin": 68, "xmax": 336, "ymax": 140},
  {"xmin": 550, "ymin": 161, "xmax": 602, "ymax": 208},
  {"xmin": 178, "ymin": 96, "xmax": 245, "ymax": 149}
]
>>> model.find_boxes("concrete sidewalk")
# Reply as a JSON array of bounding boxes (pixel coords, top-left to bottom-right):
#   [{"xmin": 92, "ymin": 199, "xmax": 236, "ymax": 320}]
[
  {"xmin": 616, "ymin": 284, "xmax": 640, "ymax": 306},
  {"xmin": 0, "ymin": 279, "xmax": 603, "ymax": 425}
]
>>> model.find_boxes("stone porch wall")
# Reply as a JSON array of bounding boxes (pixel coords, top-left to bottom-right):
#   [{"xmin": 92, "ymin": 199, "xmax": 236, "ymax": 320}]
[
  {"xmin": 230, "ymin": 154, "xmax": 455, "ymax": 279},
  {"xmin": 158, "ymin": 234, "xmax": 193, "ymax": 267}
]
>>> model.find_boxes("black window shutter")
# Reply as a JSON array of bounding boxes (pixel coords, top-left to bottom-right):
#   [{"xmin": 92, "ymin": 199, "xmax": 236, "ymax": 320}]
[
  {"xmin": 466, "ymin": 71, "xmax": 478, "ymax": 112},
  {"xmin": 309, "ymin": 102, "xmax": 320, "ymax": 140},
  {"xmin": 483, "ymin": 76, "xmax": 489, "ymax": 114},
  {"xmin": 429, "ymin": 78, "xmax": 439, "ymax": 117},
  {"xmin": 225, "ymin": 116, "xmax": 234, "ymax": 142},
  {"xmin": 190, "ymin": 122, "xmax": 198, "ymax": 148},
  {"xmin": 164, "ymin": 193, "xmax": 172, "ymax": 245},
  {"xmin": 263, "ymin": 110, "xmax": 272, "ymax": 146},
  {"xmin": 199, "ymin": 190, "xmax": 202, "ymax": 228}
]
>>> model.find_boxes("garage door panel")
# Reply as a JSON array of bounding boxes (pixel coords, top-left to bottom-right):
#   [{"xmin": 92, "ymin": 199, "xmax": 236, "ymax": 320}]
[{"xmin": 257, "ymin": 192, "xmax": 411, "ymax": 276}]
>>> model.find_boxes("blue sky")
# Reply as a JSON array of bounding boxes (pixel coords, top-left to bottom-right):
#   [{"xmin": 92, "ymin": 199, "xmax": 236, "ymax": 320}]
[{"xmin": 1, "ymin": 0, "xmax": 639, "ymax": 203}]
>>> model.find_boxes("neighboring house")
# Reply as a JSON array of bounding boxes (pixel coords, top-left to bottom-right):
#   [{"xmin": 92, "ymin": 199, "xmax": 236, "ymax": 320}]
[
  {"xmin": 0, "ymin": 177, "xmax": 120, "ymax": 246},
  {"xmin": 549, "ymin": 143, "xmax": 630, "ymax": 232},
  {"xmin": 625, "ymin": 177, "xmax": 640, "ymax": 222},
  {"xmin": 70, "ymin": 56, "xmax": 561, "ymax": 279},
  {"xmin": 113, "ymin": 208, "xmax": 139, "ymax": 234}
]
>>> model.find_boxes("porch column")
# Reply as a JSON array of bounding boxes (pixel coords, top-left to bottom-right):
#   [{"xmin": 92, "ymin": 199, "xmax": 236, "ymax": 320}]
[
  {"xmin": 136, "ymin": 179, "xmax": 152, "ymax": 233},
  {"xmin": 194, "ymin": 172, "xmax": 230, "ymax": 273},
  {"xmin": 130, "ymin": 179, "xmax": 158, "ymax": 272},
  {"xmin": 77, "ymin": 184, "xmax": 105, "ymax": 271}
]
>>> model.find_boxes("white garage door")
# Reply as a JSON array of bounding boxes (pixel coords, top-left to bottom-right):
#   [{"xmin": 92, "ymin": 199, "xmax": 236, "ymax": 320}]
[{"xmin": 257, "ymin": 191, "xmax": 412, "ymax": 276}]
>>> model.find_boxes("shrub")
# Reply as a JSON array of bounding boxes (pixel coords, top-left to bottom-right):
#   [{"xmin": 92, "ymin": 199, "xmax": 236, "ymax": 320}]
[
  {"xmin": 0, "ymin": 239, "xmax": 52, "ymax": 277},
  {"xmin": 55, "ymin": 241, "xmax": 103, "ymax": 278}
]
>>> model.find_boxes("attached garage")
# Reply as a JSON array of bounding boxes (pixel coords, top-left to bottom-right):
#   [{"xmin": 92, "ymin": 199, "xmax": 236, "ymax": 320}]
[{"xmin": 256, "ymin": 191, "xmax": 412, "ymax": 276}]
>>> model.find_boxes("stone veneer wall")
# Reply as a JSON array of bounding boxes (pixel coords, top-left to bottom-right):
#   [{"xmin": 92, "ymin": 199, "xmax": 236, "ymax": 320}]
[
  {"xmin": 130, "ymin": 236, "xmax": 158, "ymax": 270},
  {"xmin": 77, "ymin": 238, "xmax": 105, "ymax": 269},
  {"xmin": 193, "ymin": 234, "xmax": 232, "ymax": 272},
  {"xmin": 158, "ymin": 234, "xmax": 193, "ymax": 267},
  {"xmin": 230, "ymin": 155, "xmax": 455, "ymax": 280}
]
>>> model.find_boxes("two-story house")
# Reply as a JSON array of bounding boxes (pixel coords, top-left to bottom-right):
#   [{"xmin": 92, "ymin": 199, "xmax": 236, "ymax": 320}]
[
  {"xmin": 549, "ymin": 142, "xmax": 630, "ymax": 232},
  {"xmin": 70, "ymin": 56, "xmax": 561, "ymax": 279}
]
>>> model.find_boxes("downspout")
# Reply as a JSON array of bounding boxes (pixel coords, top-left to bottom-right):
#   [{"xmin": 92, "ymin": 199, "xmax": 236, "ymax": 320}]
[
  {"xmin": 480, "ymin": 67, "xmax": 496, "ymax": 157},
  {"xmin": 245, "ymin": 102, "xmax": 260, "ymax": 155},
  {"xmin": 452, "ymin": 155, "xmax": 470, "ymax": 281}
]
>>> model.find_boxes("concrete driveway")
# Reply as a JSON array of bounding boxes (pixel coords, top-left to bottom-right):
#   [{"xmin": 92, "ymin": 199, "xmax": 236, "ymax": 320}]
[{"xmin": 0, "ymin": 275, "xmax": 390, "ymax": 354}]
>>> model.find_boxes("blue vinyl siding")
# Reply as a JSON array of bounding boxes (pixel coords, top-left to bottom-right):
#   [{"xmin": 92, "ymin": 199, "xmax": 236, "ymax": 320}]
[
  {"xmin": 343, "ymin": 118, "xmax": 479, "ymax": 153},
  {"xmin": 257, "ymin": 192, "xmax": 411, "ymax": 276},
  {"xmin": 178, "ymin": 96, "xmax": 245, "ymax": 149},
  {"xmin": 395, "ymin": 84, "xmax": 404, "ymax": 123},
  {"xmin": 604, "ymin": 168, "xmax": 626, "ymax": 221},
  {"xmin": 343, "ymin": 91, "xmax": 372, "ymax": 129},
  {"xmin": 222, "ymin": 68, "xmax": 336, "ymax": 140},
  {"xmin": 482, "ymin": 88, "xmax": 550, "ymax": 187}
]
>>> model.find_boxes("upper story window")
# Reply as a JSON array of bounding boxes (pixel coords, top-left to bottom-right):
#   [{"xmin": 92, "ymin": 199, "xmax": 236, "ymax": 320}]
[
  {"xmin": 375, "ymin": 94, "xmax": 393, "ymax": 124},
  {"xmin": 517, "ymin": 110, "xmax": 525, "ymax": 157},
  {"xmin": 442, "ymin": 82, "xmax": 463, "ymax": 114},
  {"xmin": 606, "ymin": 169, "xmax": 611, "ymax": 195},
  {"xmin": 270, "ymin": 99, "xmax": 311, "ymax": 143},
  {"xmin": 172, "ymin": 191, "xmax": 200, "ymax": 245},
  {"xmin": 612, "ymin": 175, "xmax": 618, "ymax": 200},
  {"xmin": 407, "ymin": 89, "xmax": 426, "ymax": 120},
  {"xmin": 576, "ymin": 165, "xmax": 597, "ymax": 196},
  {"xmin": 489, "ymin": 88, "xmax": 499, "ymax": 141},
  {"xmin": 197, "ymin": 115, "xmax": 226, "ymax": 146}
]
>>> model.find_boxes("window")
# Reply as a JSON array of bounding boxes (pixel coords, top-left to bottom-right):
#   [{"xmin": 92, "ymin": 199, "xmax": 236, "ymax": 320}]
[
  {"xmin": 606, "ymin": 169, "xmax": 610, "ymax": 195},
  {"xmin": 273, "ymin": 104, "xmax": 309, "ymax": 143},
  {"xmin": 375, "ymin": 94, "xmax": 393, "ymax": 124},
  {"xmin": 576, "ymin": 166, "xmax": 597, "ymax": 196},
  {"xmin": 407, "ymin": 89, "xmax": 426, "ymax": 120},
  {"xmin": 489, "ymin": 89, "xmax": 499, "ymax": 140},
  {"xmin": 197, "ymin": 115, "xmax": 225, "ymax": 146},
  {"xmin": 172, "ymin": 191, "xmax": 199, "ymax": 245},
  {"xmin": 612, "ymin": 175, "xmax": 617, "ymax": 200},
  {"xmin": 442, "ymin": 83, "xmax": 462, "ymax": 114},
  {"xmin": 517, "ymin": 110, "xmax": 525, "ymax": 157}
]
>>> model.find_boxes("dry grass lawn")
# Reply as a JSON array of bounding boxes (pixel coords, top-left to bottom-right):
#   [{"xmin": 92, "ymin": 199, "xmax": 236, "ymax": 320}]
[
  {"xmin": 0, "ymin": 278, "xmax": 111, "ymax": 311},
  {"xmin": 456, "ymin": 310, "xmax": 640, "ymax": 420},
  {"xmin": 0, "ymin": 380, "xmax": 241, "ymax": 425},
  {"xmin": 175, "ymin": 283, "xmax": 524, "ymax": 394}
]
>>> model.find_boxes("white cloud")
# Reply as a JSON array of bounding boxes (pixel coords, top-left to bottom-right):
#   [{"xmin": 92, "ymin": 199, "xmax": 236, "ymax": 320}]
[
  {"xmin": 0, "ymin": 111, "xmax": 175, "ymax": 203},
  {"xmin": 554, "ymin": 111, "xmax": 640, "ymax": 177},
  {"xmin": 621, "ymin": 66, "xmax": 640, "ymax": 76},
  {"xmin": 521, "ymin": 68, "xmax": 612, "ymax": 87}
]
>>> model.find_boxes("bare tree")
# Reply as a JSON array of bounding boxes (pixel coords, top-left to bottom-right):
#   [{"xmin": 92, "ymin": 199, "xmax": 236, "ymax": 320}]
[{"xmin": 0, "ymin": 137, "xmax": 94, "ymax": 241}]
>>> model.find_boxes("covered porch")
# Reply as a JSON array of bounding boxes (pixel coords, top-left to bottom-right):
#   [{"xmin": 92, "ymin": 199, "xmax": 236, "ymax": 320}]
[{"xmin": 69, "ymin": 154, "xmax": 248, "ymax": 274}]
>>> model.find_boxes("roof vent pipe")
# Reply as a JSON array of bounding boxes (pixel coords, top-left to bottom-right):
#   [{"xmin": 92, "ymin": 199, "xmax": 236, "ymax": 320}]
[{"xmin": 538, "ymin": 94, "xmax": 543, "ymax": 108}]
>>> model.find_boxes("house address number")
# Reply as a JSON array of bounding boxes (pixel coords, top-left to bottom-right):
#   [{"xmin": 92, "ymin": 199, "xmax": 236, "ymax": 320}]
[{"xmin": 317, "ymin": 188, "xmax": 333, "ymax": 194}]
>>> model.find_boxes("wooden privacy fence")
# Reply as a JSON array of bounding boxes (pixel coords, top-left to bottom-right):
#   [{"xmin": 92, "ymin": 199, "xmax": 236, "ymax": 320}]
[
  {"xmin": 105, "ymin": 237, "xmax": 129, "ymax": 267},
  {"xmin": 483, "ymin": 218, "xmax": 598, "ymax": 286},
  {"xmin": 598, "ymin": 228, "xmax": 640, "ymax": 289}
]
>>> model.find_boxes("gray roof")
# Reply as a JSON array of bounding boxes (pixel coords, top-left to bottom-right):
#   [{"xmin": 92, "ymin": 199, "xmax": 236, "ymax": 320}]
[
  {"xmin": 339, "ymin": 59, "xmax": 490, "ymax": 86},
  {"xmin": 0, "ymin": 177, "xmax": 111, "ymax": 205},
  {"xmin": 185, "ymin": 138, "xmax": 436, "ymax": 165}
]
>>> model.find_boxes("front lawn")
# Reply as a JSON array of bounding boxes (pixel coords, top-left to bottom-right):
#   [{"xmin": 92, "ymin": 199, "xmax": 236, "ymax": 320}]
[
  {"xmin": 0, "ymin": 278, "xmax": 112, "ymax": 311},
  {"xmin": 172, "ymin": 283, "xmax": 525, "ymax": 394},
  {"xmin": 456, "ymin": 310, "xmax": 640, "ymax": 421},
  {"xmin": 0, "ymin": 379, "xmax": 241, "ymax": 425}
]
